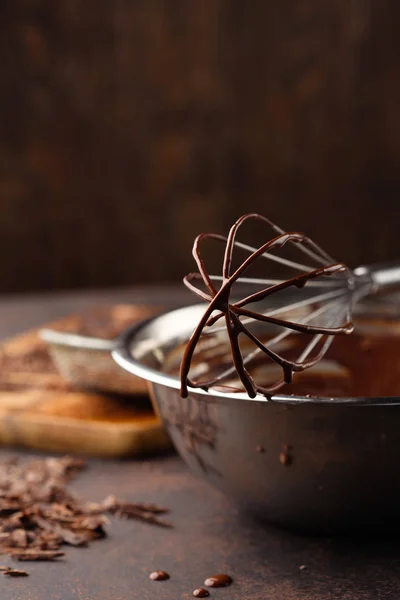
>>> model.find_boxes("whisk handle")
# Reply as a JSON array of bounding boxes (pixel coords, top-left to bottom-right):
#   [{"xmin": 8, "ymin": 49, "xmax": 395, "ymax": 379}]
[{"xmin": 354, "ymin": 261, "xmax": 400, "ymax": 293}]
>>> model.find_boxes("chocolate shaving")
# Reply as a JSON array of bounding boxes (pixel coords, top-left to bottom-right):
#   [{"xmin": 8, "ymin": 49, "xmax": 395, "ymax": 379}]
[
  {"xmin": 119, "ymin": 502, "xmax": 169, "ymax": 515},
  {"xmin": 52, "ymin": 526, "xmax": 89, "ymax": 547},
  {"xmin": 102, "ymin": 495, "xmax": 171, "ymax": 526},
  {"xmin": 0, "ymin": 456, "xmax": 171, "ymax": 569},
  {"xmin": 3, "ymin": 568, "xmax": 29, "ymax": 577},
  {"xmin": 115, "ymin": 507, "xmax": 172, "ymax": 528},
  {"xmin": 7, "ymin": 528, "xmax": 29, "ymax": 547},
  {"xmin": 11, "ymin": 549, "xmax": 64, "ymax": 561}
]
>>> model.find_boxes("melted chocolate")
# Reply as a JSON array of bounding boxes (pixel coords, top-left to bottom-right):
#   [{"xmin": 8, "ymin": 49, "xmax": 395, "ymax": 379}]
[
  {"xmin": 180, "ymin": 213, "xmax": 353, "ymax": 398},
  {"xmin": 193, "ymin": 588, "xmax": 210, "ymax": 598},
  {"xmin": 279, "ymin": 320, "xmax": 400, "ymax": 397},
  {"xmin": 149, "ymin": 570, "xmax": 170, "ymax": 581},
  {"xmin": 167, "ymin": 317, "xmax": 400, "ymax": 398},
  {"xmin": 204, "ymin": 574, "xmax": 232, "ymax": 588}
]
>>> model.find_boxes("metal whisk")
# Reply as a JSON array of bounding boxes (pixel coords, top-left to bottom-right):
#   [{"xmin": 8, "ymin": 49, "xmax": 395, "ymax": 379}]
[{"xmin": 180, "ymin": 213, "xmax": 399, "ymax": 398}]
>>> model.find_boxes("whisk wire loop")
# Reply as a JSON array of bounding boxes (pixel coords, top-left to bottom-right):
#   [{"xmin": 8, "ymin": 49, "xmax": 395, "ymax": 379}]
[{"xmin": 180, "ymin": 214, "xmax": 354, "ymax": 398}]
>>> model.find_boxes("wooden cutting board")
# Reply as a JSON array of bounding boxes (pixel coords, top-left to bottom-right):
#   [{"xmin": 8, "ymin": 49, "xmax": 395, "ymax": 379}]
[{"xmin": 0, "ymin": 305, "xmax": 171, "ymax": 457}]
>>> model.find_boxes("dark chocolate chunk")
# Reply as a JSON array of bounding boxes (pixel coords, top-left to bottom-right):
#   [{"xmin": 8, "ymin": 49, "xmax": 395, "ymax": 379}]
[
  {"xmin": 149, "ymin": 570, "xmax": 170, "ymax": 581},
  {"xmin": 193, "ymin": 588, "xmax": 210, "ymax": 597},
  {"xmin": 204, "ymin": 573, "xmax": 232, "ymax": 588}
]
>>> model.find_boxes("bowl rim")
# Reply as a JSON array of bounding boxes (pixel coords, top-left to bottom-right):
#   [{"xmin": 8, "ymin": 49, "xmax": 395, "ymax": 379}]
[{"xmin": 112, "ymin": 305, "xmax": 400, "ymax": 407}]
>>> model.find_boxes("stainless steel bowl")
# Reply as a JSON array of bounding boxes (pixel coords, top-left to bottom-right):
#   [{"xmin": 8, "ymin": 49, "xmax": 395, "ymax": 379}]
[{"xmin": 112, "ymin": 302, "xmax": 400, "ymax": 535}]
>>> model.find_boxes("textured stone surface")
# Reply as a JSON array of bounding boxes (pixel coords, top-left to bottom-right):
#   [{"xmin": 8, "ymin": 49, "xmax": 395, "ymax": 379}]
[{"xmin": 0, "ymin": 287, "xmax": 398, "ymax": 598}]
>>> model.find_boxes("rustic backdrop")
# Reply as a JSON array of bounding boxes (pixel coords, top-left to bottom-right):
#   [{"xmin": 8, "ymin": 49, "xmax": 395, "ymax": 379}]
[{"xmin": 1, "ymin": 0, "xmax": 399, "ymax": 292}]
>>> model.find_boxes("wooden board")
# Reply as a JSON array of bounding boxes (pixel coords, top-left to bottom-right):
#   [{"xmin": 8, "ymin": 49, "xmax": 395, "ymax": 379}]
[{"xmin": 0, "ymin": 305, "xmax": 171, "ymax": 457}]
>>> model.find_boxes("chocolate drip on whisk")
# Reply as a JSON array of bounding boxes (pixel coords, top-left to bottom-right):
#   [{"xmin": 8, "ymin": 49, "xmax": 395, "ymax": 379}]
[{"xmin": 180, "ymin": 213, "xmax": 354, "ymax": 399}]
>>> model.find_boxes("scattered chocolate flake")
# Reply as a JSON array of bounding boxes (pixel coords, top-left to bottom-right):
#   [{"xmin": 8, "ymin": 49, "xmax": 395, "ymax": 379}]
[
  {"xmin": 7, "ymin": 528, "xmax": 29, "ymax": 548},
  {"xmin": 118, "ymin": 508, "xmax": 172, "ymax": 528},
  {"xmin": 3, "ymin": 568, "xmax": 29, "ymax": 577},
  {"xmin": 0, "ymin": 565, "xmax": 10, "ymax": 571},
  {"xmin": 122, "ymin": 502, "xmax": 169, "ymax": 515},
  {"xmin": 255, "ymin": 445, "xmax": 265, "ymax": 453},
  {"xmin": 193, "ymin": 588, "xmax": 210, "ymax": 597},
  {"xmin": 0, "ymin": 456, "xmax": 171, "ymax": 566},
  {"xmin": 102, "ymin": 495, "xmax": 172, "ymax": 527},
  {"xmin": 149, "ymin": 570, "xmax": 170, "ymax": 581},
  {"xmin": 204, "ymin": 573, "xmax": 232, "ymax": 588},
  {"xmin": 299, "ymin": 564, "xmax": 308, "ymax": 571},
  {"xmin": 12, "ymin": 549, "xmax": 64, "ymax": 561},
  {"xmin": 51, "ymin": 526, "xmax": 88, "ymax": 547},
  {"xmin": 279, "ymin": 451, "xmax": 293, "ymax": 466}
]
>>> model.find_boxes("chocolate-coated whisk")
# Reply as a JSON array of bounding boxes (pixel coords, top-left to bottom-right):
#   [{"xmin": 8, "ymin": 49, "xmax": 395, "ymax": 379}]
[{"xmin": 180, "ymin": 213, "xmax": 373, "ymax": 398}]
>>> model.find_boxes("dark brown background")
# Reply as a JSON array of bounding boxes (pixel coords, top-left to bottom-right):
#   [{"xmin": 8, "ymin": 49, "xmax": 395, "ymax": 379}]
[{"xmin": 1, "ymin": 0, "xmax": 399, "ymax": 293}]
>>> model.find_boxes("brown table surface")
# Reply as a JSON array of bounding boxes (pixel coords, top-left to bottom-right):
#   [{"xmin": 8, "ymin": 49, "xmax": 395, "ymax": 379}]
[{"xmin": 0, "ymin": 285, "xmax": 400, "ymax": 600}]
